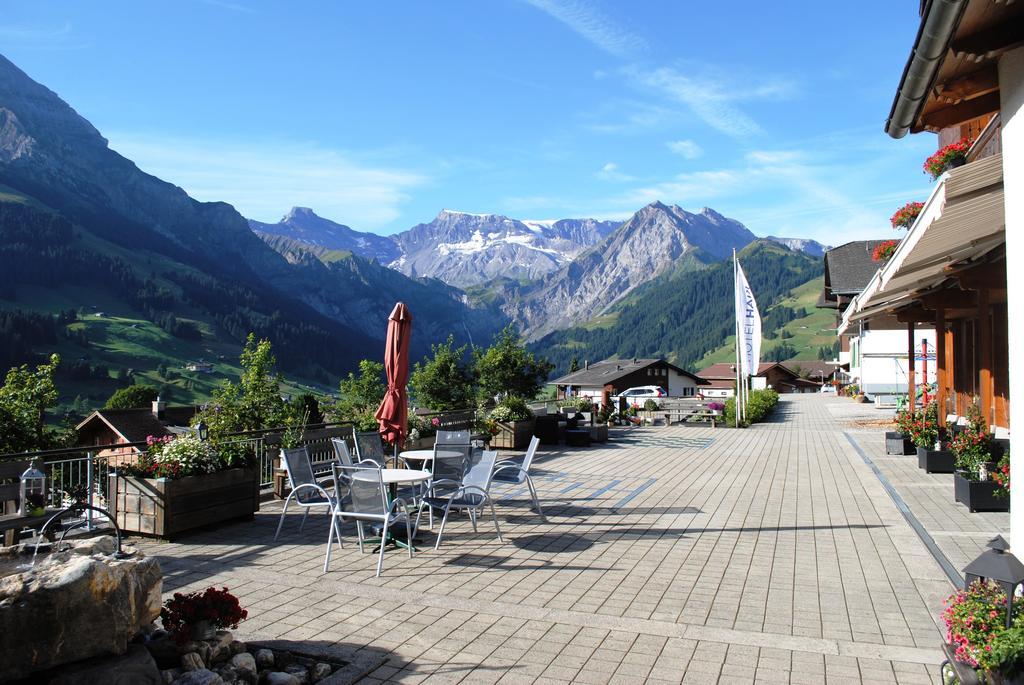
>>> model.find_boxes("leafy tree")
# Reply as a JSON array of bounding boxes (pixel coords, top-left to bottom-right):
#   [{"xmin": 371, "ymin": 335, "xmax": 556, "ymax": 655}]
[
  {"xmin": 291, "ymin": 392, "xmax": 325, "ymax": 425},
  {"xmin": 331, "ymin": 360, "xmax": 386, "ymax": 429},
  {"xmin": 474, "ymin": 325, "xmax": 553, "ymax": 401},
  {"xmin": 0, "ymin": 354, "xmax": 61, "ymax": 453},
  {"xmin": 409, "ymin": 335, "xmax": 475, "ymax": 410},
  {"xmin": 104, "ymin": 384, "xmax": 159, "ymax": 410},
  {"xmin": 569, "ymin": 357, "xmax": 580, "ymax": 373},
  {"xmin": 197, "ymin": 334, "xmax": 287, "ymax": 439}
]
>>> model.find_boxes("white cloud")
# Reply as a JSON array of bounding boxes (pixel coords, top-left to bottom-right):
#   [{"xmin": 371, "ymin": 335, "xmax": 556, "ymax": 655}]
[
  {"xmin": 596, "ymin": 161, "xmax": 635, "ymax": 182},
  {"xmin": 522, "ymin": 0, "xmax": 646, "ymax": 58},
  {"xmin": 624, "ymin": 65, "xmax": 797, "ymax": 138},
  {"xmin": 107, "ymin": 133, "xmax": 426, "ymax": 230},
  {"xmin": 667, "ymin": 139, "xmax": 702, "ymax": 159}
]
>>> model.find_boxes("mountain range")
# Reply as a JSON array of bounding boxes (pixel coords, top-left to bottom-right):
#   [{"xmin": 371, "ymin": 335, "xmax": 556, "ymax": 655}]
[{"xmin": 0, "ymin": 52, "xmax": 831, "ymax": 409}]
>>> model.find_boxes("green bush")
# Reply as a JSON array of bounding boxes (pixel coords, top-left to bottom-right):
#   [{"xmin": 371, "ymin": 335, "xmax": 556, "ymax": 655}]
[
  {"xmin": 560, "ymin": 396, "xmax": 593, "ymax": 412},
  {"xmin": 643, "ymin": 399, "xmax": 659, "ymax": 411},
  {"xmin": 724, "ymin": 388, "xmax": 779, "ymax": 427},
  {"xmin": 489, "ymin": 396, "xmax": 534, "ymax": 423}
]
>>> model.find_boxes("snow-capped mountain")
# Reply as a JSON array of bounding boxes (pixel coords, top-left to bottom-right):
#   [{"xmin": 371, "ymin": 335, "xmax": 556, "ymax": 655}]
[
  {"xmin": 388, "ymin": 210, "xmax": 620, "ymax": 287},
  {"xmin": 249, "ymin": 207, "xmax": 401, "ymax": 264},
  {"xmin": 765, "ymin": 236, "xmax": 830, "ymax": 258}
]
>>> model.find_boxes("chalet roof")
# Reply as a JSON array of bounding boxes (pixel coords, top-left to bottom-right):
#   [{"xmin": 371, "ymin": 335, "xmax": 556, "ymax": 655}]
[
  {"xmin": 76, "ymin": 406, "xmax": 199, "ymax": 444},
  {"xmin": 823, "ymin": 241, "xmax": 889, "ymax": 296},
  {"xmin": 783, "ymin": 360, "xmax": 838, "ymax": 381},
  {"xmin": 550, "ymin": 358, "xmax": 704, "ymax": 387},
  {"xmin": 697, "ymin": 362, "xmax": 799, "ymax": 380}
]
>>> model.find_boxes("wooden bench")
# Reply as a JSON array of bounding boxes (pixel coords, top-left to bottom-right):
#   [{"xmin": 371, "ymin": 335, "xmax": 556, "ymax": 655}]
[
  {"xmin": 663, "ymin": 410, "xmax": 720, "ymax": 428},
  {"xmin": 267, "ymin": 426, "xmax": 356, "ymax": 499}
]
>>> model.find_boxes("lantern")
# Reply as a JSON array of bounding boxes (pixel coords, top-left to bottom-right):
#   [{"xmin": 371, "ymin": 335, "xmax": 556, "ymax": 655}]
[
  {"xmin": 19, "ymin": 459, "xmax": 47, "ymax": 517},
  {"xmin": 963, "ymin": 535, "xmax": 1024, "ymax": 628},
  {"xmin": 197, "ymin": 420, "xmax": 209, "ymax": 441}
]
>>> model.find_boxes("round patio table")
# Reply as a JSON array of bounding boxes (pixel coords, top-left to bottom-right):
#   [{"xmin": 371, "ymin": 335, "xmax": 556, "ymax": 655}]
[
  {"xmin": 399, "ymin": 449, "xmax": 462, "ymax": 467},
  {"xmin": 352, "ymin": 468, "xmax": 431, "ymax": 551}
]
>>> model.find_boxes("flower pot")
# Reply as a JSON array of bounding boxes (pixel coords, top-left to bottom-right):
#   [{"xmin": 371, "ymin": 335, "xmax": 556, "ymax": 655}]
[
  {"xmin": 917, "ymin": 446, "xmax": 955, "ymax": 473},
  {"xmin": 954, "ymin": 471, "xmax": 1009, "ymax": 513},
  {"xmin": 885, "ymin": 431, "xmax": 914, "ymax": 455},
  {"xmin": 940, "ymin": 643, "xmax": 983, "ymax": 685},
  {"xmin": 490, "ymin": 418, "xmax": 535, "ymax": 449}
]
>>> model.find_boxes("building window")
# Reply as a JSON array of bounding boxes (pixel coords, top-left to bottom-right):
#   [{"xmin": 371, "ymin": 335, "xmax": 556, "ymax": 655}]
[{"xmin": 683, "ymin": 387, "xmax": 695, "ymax": 397}]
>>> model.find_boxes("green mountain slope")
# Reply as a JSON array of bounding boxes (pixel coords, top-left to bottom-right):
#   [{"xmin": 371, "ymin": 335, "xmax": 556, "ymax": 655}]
[{"xmin": 530, "ymin": 240, "xmax": 825, "ymax": 375}]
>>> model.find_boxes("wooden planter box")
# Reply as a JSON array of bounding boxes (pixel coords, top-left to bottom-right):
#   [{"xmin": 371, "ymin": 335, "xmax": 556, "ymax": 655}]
[
  {"xmin": 491, "ymin": 419, "xmax": 535, "ymax": 449},
  {"xmin": 110, "ymin": 467, "xmax": 260, "ymax": 539},
  {"xmin": 885, "ymin": 431, "xmax": 914, "ymax": 455},
  {"xmin": 954, "ymin": 472, "xmax": 1009, "ymax": 513},
  {"xmin": 589, "ymin": 425, "xmax": 608, "ymax": 442},
  {"xmin": 917, "ymin": 446, "xmax": 955, "ymax": 473}
]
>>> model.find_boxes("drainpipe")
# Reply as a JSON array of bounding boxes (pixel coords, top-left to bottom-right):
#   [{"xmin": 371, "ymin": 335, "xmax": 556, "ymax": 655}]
[{"xmin": 885, "ymin": 0, "xmax": 968, "ymax": 139}]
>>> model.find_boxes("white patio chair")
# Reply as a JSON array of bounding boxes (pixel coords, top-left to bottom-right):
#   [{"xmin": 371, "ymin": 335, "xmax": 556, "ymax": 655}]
[
  {"xmin": 325, "ymin": 463, "xmax": 414, "ymax": 577},
  {"xmin": 491, "ymin": 436, "xmax": 546, "ymax": 522},
  {"xmin": 274, "ymin": 447, "xmax": 340, "ymax": 542},
  {"xmin": 416, "ymin": 449, "xmax": 502, "ymax": 550}
]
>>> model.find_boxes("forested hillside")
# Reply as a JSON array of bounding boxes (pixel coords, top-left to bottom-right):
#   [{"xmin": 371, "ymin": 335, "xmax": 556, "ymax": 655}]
[{"xmin": 530, "ymin": 241, "xmax": 824, "ymax": 375}]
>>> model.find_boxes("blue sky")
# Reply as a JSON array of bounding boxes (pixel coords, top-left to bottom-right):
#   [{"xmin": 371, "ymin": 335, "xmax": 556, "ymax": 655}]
[{"xmin": 2, "ymin": 1, "xmax": 937, "ymax": 243}]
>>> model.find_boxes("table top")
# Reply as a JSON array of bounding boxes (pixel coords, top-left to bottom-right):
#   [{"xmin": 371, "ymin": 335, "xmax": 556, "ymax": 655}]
[
  {"xmin": 353, "ymin": 468, "xmax": 431, "ymax": 485},
  {"xmin": 400, "ymin": 449, "xmax": 462, "ymax": 462}
]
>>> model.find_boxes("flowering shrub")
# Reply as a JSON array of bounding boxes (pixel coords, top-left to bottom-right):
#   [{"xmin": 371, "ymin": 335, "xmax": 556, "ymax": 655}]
[
  {"xmin": 707, "ymin": 402, "xmax": 725, "ymax": 412},
  {"xmin": 890, "ymin": 201, "xmax": 924, "ymax": 229},
  {"xmin": 943, "ymin": 580, "xmax": 1018, "ymax": 669},
  {"xmin": 473, "ymin": 416, "xmax": 500, "ymax": 438},
  {"xmin": 992, "ymin": 450, "xmax": 1010, "ymax": 498},
  {"xmin": 872, "ymin": 240, "xmax": 899, "ymax": 262},
  {"xmin": 489, "ymin": 396, "xmax": 534, "ymax": 423},
  {"xmin": 907, "ymin": 402, "xmax": 939, "ymax": 449},
  {"xmin": 924, "ymin": 138, "xmax": 972, "ymax": 180},
  {"xmin": 894, "ymin": 407, "xmax": 916, "ymax": 435},
  {"xmin": 120, "ymin": 434, "xmax": 224, "ymax": 480},
  {"xmin": 161, "ymin": 586, "xmax": 248, "ymax": 645},
  {"xmin": 950, "ymin": 405, "xmax": 993, "ymax": 479}
]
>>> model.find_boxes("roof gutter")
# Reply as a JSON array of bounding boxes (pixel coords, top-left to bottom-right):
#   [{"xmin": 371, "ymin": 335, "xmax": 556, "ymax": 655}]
[{"xmin": 885, "ymin": 0, "xmax": 968, "ymax": 139}]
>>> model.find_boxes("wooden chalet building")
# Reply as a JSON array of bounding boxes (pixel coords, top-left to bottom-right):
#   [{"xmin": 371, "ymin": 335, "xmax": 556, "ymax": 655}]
[
  {"xmin": 840, "ymin": 2, "xmax": 1022, "ymax": 540},
  {"xmin": 696, "ymin": 362, "xmax": 820, "ymax": 397},
  {"xmin": 76, "ymin": 397, "xmax": 198, "ymax": 463},
  {"xmin": 549, "ymin": 358, "xmax": 706, "ymax": 404}
]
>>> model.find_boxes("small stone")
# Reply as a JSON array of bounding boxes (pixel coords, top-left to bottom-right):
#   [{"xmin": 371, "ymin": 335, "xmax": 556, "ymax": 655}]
[
  {"xmin": 230, "ymin": 640, "xmax": 246, "ymax": 655},
  {"xmin": 146, "ymin": 637, "xmax": 182, "ymax": 669},
  {"xmin": 171, "ymin": 669, "xmax": 225, "ymax": 685},
  {"xmin": 209, "ymin": 642, "xmax": 232, "ymax": 665},
  {"xmin": 162, "ymin": 669, "xmax": 180, "ymax": 685},
  {"xmin": 216, "ymin": 666, "xmax": 239, "ymax": 685},
  {"xmin": 259, "ymin": 673, "xmax": 300, "ymax": 685},
  {"xmin": 230, "ymin": 652, "xmax": 257, "ymax": 675},
  {"xmin": 310, "ymin": 662, "xmax": 332, "ymax": 682},
  {"xmin": 254, "ymin": 649, "xmax": 274, "ymax": 669},
  {"xmin": 282, "ymin": 664, "xmax": 308, "ymax": 685},
  {"xmin": 214, "ymin": 630, "xmax": 233, "ymax": 647},
  {"xmin": 181, "ymin": 652, "xmax": 205, "ymax": 671}
]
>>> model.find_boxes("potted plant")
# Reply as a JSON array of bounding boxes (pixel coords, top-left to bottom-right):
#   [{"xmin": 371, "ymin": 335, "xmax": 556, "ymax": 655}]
[
  {"xmin": 110, "ymin": 434, "xmax": 260, "ymax": 539},
  {"xmin": 924, "ymin": 137, "xmax": 973, "ymax": 180},
  {"xmin": 887, "ymin": 407, "xmax": 916, "ymax": 455},
  {"xmin": 912, "ymin": 402, "xmax": 955, "ymax": 473},
  {"xmin": 488, "ymin": 396, "xmax": 535, "ymax": 449},
  {"xmin": 161, "ymin": 586, "xmax": 248, "ymax": 644},
  {"xmin": 473, "ymin": 415, "xmax": 501, "ymax": 447},
  {"xmin": 872, "ymin": 240, "xmax": 900, "ymax": 262},
  {"xmin": 951, "ymin": 406, "xmax": 1006, "ymax": 513},
  {"xmin": 405, "ymin": 414, "xmax": 438, "ymax": 450},
  {"xmin": 890, "ymin": 201, "xmax": 924, "ymax": 229},
  {"xmin": 941, "ymin": 580, "xmax": 1023, "ymax": 684}
]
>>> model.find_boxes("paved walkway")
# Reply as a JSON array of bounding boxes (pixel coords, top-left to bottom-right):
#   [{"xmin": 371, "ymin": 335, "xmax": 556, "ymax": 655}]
[{"xmin": 137, "ymin": 396, "xmax": 1005, "ymax": 684}]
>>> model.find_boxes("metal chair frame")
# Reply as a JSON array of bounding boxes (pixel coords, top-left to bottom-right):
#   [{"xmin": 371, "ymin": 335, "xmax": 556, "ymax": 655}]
[
  {"xmin": 416, "ymin": 449, "xmax": 502, "ymax": 550},
  {"xmin": 492, "ymin": 436, "xmax": 547, "ymax": 522},
  {"xmin": 325, "ymin": 463, "xmax": 414, "ymax": 577},
  {"xmin": 274, "ymin": 446, "xmax": 340, "ymax": 542}
]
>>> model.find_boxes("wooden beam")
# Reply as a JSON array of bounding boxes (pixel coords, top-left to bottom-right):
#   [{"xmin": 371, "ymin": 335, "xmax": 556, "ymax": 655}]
[
  {"xmin": 979, "ymin": 290, "xmax": 993, "ymax": 427},
  {"xmin": 916, "ymin": 91, "xmax": 1001, "ymax": 132},
  {"xmin": 952, "ymin": 22, "xmax": 1024, "ymax": 62},
  {"xmin": 919, "ymin": 290, "xmax": 978, "ymax": 309},
  {"xmin": 896, "ymin": 307, "xmax": 934, "ymax": 324},
  {"xmin": 934, "ymin": 65, "xmax": 999, "ymax": 104},
  {"xmin": 955, "ymin": 271, "xmax": 1007, "ymax": 291}
]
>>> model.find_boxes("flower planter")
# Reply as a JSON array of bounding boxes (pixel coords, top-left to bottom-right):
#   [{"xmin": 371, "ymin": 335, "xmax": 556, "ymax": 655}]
[
  {"xmin": 954, "ymin": 471, "xmax": 1009, "ymax": 513},
  {"xmin": 490, "ymin": 419, "xmax": 535, "ymax": 449},
  {"xmin": 109, "ymin": 467, "xmax": 260, "ymax": 539},
  {"xmin": 588, "ymin": 424, "xmax": 608, "ymax": 442},
  {"xmin": 917, "ymin": 446, "xmax": 955, "ymax": 473},
  {"xmin": 885, "ymin": 431, "xmax": 914, "ymax": 455},
  {"xmin": 940, "ymin": 643, "xmax": 982, "ymax": 685}
]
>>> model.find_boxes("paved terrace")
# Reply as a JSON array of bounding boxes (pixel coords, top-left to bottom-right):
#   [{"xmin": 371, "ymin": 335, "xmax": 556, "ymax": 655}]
[{"xmin": 137, "ymin": 395, "xmax": 1006, "ymax": 684}]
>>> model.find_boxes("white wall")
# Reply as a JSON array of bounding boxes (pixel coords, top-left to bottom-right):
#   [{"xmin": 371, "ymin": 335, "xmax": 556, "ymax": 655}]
[
  {"xmin": 667, "ymin": 371, "xmax": 700, "ymax": 398},
  {"xmin": 999, "ymin": 48, "xmax": 1024, "ymax": 551},
  {"xmin": 847, "ymin": 327, "xmax": 936, "ymax": 396}
]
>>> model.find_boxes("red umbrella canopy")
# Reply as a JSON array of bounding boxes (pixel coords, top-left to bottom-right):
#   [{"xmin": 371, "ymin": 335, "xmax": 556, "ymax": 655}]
[{"xmin": 375, "ymin": 302, "xmax": 413, "ymax": 446}]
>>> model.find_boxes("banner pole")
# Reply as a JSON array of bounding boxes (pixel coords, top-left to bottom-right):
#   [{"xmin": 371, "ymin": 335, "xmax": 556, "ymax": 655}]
[{"xmin": 734, "ymin": 249, "xmax": 741, "ymax": 427}]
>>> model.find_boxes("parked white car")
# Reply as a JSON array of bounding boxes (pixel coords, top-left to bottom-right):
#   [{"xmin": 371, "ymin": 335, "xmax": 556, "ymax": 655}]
[
  {"xmin": 820, "ymin": 383, "xmax": 838, "ymax": 395},
  {"xmin": 614, "ymin": 386, "xmax": 668, "ymax": 407}
]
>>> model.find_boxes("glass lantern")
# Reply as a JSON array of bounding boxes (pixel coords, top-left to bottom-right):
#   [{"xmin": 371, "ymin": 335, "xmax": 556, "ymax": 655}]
[{"xmin": 19, "ymin": 459, "xmax": 47, "ymax": 517}]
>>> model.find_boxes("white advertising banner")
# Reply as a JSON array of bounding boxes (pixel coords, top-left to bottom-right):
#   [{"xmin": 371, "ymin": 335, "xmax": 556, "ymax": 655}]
[{"xmin": 735, "ymin": 263, "xmax": 762, "ymax": 377}]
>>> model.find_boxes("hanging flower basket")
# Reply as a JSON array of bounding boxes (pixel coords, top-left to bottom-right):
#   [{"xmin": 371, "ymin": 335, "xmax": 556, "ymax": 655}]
[
  {"xmin": 872, "ymin": 240, "xmax": 899, "ymax": 262},
  {"xmin": 924, "ymin": 138, "xmax": 972, "ymax": 180},
  {"xmin": 890, "ymin": 201, "xmax": 924, "ymax": 229}
]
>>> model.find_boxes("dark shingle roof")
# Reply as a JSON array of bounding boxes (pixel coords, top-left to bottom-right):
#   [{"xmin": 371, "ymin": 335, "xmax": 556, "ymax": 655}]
[
  {"xmin": 77, "ymin": 407, "xmax": 199, "ymax": 443},
  {"xmin": 823, "ymin": 241, "xmax": 889, "ymax": 295},
  {"xmin": 697, "ymin": 362, "xmax": 800, "ymax": 380},
  {"xmin": 550, "ymin": 358, "xmax": 702, "ymax": 386}
]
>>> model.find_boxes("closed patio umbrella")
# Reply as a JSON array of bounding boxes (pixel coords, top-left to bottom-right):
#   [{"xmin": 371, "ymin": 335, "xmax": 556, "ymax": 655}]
[{"xmin": 375, "ymin": 302, "xmax": 413, "ymax": 451}]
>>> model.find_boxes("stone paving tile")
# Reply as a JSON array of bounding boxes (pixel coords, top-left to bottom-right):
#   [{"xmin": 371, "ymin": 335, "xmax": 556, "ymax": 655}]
[{"xmin": 134, "ymin": 396, "xmax": 979, "ymax": 683}]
